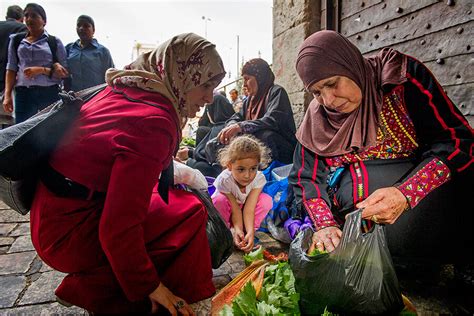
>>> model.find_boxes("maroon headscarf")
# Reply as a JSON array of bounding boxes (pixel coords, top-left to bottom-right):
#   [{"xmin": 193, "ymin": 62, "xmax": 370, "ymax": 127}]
[
  {"xmin": 295, "ymin": 30, "xmax": 407, "ymax": 156},
  {"xmin": 241, "ymin": 58, "xmax": 275, "ymax": 120}
]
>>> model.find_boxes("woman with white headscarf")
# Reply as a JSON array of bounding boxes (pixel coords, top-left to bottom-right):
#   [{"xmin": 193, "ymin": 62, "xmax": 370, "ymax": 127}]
[{"xmin": 30, "ymin": 33, "xmax": 226, "ymax": 314}]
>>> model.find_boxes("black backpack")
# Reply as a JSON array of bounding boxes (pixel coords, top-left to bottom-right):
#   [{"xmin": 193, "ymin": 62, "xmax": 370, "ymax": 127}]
[{"xmin": 12, "ymin": 32, "xmax": 58, "ymax": 64}]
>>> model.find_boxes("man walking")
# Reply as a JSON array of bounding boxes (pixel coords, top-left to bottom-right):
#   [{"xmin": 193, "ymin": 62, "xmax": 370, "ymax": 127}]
[{"xmin": 0, "ymin": 5, "xmax": 27, "ymax": 93}]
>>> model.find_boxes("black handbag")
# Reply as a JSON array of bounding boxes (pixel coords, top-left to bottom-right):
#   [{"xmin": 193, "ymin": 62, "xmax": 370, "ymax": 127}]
[{"xmin": 0, "ymin": 84, "xmax": 107, "ymax": 215}]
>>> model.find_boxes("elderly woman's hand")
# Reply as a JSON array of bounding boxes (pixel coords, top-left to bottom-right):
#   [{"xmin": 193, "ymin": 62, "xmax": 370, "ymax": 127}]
[
  {"xmin": 308, "ymin": 226, "xmax": 342, "ymax": 253},
  {"xmin": 218, "ymin": 123, "xmax": 241, "ymax": 145},
  {"xmin": 149, "ymin": 283, "xmax": 195, "ymax": 316},
  {"xmin": 357, "ymin": 187, "xmax": 409, "ymax": 225}
]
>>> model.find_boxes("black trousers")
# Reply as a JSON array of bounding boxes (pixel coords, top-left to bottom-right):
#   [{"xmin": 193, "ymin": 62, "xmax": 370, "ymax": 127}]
[{"xmin": 253, "ymin": 129, "xmax": 296, "ymax": 164}]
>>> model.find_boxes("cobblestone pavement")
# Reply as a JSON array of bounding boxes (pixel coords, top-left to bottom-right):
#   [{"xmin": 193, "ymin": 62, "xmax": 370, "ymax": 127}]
[{"xmin": 1, "ymin": 200, "xmax": 472, "ymax": 315}]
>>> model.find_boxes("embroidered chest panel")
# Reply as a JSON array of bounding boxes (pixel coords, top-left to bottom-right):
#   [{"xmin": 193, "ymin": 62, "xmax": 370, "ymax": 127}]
[{"xmin": 327, "ymin": 86, "xmax": 418, "ymax": 167}]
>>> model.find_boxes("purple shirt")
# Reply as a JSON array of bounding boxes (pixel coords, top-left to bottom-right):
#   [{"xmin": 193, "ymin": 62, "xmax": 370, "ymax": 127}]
[{"xmin": 6, "ymin": 31, "xmax": 67, "ymax": 87}]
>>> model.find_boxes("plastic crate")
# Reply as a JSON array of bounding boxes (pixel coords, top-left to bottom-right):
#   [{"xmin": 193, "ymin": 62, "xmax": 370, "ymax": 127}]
[{"xmin": 271, "ymin": 164, "xmax": 293, "ymax": 181}]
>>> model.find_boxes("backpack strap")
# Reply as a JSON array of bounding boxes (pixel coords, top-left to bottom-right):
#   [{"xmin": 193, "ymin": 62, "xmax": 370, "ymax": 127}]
[
  {"xmin": 12, "ymin": 32, "xmax": 27, "ymax": 62},
  {"xmin": 13, "ymin": 32, "xmax": 58, "ymax": 64},
  {"xmin": 46, "ymin": 35, "xmax": 58, "ymax": 64}
]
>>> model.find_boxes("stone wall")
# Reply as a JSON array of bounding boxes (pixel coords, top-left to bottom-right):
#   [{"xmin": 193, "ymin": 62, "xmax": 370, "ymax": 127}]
[{"xmin": 272, "ymin": 0, "xmax": 321, "ymax": 127}]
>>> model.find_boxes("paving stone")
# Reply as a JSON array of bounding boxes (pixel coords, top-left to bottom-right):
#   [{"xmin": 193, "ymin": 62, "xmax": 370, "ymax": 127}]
[
  {"xmin": 8, "ymin": 236, "xmax": 34, "ymax": 253},
  {"xmin": 0, "ymin": 276, "xmax": 26, "ymax": 308},
  {"xmin": 1, "ymin": 302, "xmax": 86, "ymax": 315},
  {"xmin": 0, "ymin": 246, "xmax": 9, "ymax": 254},
  {"xmin": 0, "ymin": 210, "xmax": 29, "ymax": 223},
  {"xmin": 0, "ymin": 224, "xmax": 16, "ymax": 236},
  {"xmin": 212, "ymin": 261, "xmax": 232, "ymax": 277},
  {"xmin": 0, "ymin": 200, "xmax": 10, "ymax": 210},
  {"xmin": 211, "ymin": 275, "xmax": 232, "ymax": 291},
  {"xmin": 19, "ymin": 270, "xmax": 66, "ymax": 305},
  {"xmin": 0, "ymin": 252, "xmax": 36, "ymax": 275},
  {"xmin": 0, "ymin": 237, "xmax": 14, "ymax": 247},
  {"xmin": 190, "ymin": 297, "xmax": 211, "ymax": 316},
  {"xmin": 9, "ymin": 223, "xmax": 29, "ymax": 237},
  {"xmin": 39, "ymin": 262, "xmax": 53, "ymax": 273}
]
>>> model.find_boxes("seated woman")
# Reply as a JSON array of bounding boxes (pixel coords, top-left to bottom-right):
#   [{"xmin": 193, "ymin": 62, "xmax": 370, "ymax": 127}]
[
  {"xmin": 218, "ymin": 58, "xmax": 297, "ymax": 164},
  {"xmin": 178, "ymin": 93, "xmax": 235, "ymax": 177},
  {"xmin": 289, "ymin": 31, "xmax": 473, "ymax": 264},
  {"xmin": 29, "ymin": 33, "xmax": 226, "ymax": 314}
]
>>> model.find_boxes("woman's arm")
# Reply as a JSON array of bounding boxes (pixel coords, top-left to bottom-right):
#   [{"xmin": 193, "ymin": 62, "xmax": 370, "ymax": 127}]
[
  {"xmin": 359, "ymin": 56, "xmax": 473, "ymax": 224},
  {"xmin": 288, "ymin": 142, "xmax": 338, "ymax": 231},
  {"xmin": 2, "ymin": 70, "xmax": 17, "ymax": 113},
  {"xmin": 396, "ymin": 57, "xmax": 472, "ymax": 208},
  {"xmin": 239, "ymin": 85, "xmax": 295, "ymax": 134}
]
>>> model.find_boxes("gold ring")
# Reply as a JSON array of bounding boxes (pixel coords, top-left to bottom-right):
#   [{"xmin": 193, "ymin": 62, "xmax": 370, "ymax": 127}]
[
  {"xmin": 175, "ymin": 300, "xmax": 185, "ymax": 310},
  {"xmin": 371, "ymin": 215, "xmax": 379, "ymax": 224}
]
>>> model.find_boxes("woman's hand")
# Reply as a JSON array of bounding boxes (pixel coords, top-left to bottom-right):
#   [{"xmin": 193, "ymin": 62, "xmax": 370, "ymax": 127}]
[
  {"xmin": 23, "ymin": 66, "xmax": 45, "ymax": 79},
  {"xmin": 176, "ymin": 147, "xmax": 189, "ymax": 162},
  {"xmin": 148, "ymin": 283, "xmax": 194, "ymax": 316},
  {"xmin": 51, "ymin": 63, "xmax": 69, "ymax": 78},
  {"xmin": 218, "ymin": 123, "xmax": 241, "ymax": 145},
  {"xmin": 357, "ymin": 187, "xmax": 408, "ymax": 225},
  {"xmin": 308, "ymin": 226, "xmax": 342, "ymax": 253},
  {"xmin": 241, "ymin": 231, "xmax": 255, "ymax": 253},
  {"xmin": 2, "ymin": 94, "xmax": 13, "ymax": 113}
]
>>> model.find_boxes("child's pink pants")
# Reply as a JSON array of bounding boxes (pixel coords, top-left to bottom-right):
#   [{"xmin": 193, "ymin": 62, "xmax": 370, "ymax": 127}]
[{"xmin": 212, "ymin": 192, "xmax": 273, "ymax": 230}]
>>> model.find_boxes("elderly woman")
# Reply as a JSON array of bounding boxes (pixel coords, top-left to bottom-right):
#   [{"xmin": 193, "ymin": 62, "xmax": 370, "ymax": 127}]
[
  {"xmin": 289, "ymin": 31, "xmax": 473, "ymax": 264},
  {"xmin": 218, "ymin": 58, "xmax": 297, "ymax": 164},
  {"xmin": 30, "ymin": 33, "xmax": 225, "ymax": 314},
  {"xmin": 3, "ymin": 3, "xmax": 68, "ymax": 123}
]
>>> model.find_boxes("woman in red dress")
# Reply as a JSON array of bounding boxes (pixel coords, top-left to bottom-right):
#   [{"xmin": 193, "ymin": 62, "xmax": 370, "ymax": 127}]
[{"xmin": 30, "ymin": 33, "xmax": 226, "ymax": 314}]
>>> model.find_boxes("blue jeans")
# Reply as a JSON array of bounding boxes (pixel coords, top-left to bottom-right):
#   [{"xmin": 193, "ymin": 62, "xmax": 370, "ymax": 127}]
[{"xmin": 14, "ymin": 85, "xmax": 60, "ymax": 123}]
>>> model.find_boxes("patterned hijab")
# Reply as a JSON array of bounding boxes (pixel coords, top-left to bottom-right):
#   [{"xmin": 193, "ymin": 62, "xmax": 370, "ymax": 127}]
[
  {"xmin": 295, "ymin": 30, "xmax": 407, "ymax": 156},
  {"xmin": 106, "ymin": 33, "xmax": 226, "ymax": 125},
  {"xmin": 241, "ymin": 58, "xmax": 275, "ymax": 120}
]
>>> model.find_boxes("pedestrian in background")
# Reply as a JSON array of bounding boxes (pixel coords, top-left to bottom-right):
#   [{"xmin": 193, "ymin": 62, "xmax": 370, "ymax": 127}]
[
  {"xmin": 0, "ymin": 5, "xmax": 27, "ymax": 94},
  {"xmin": 3, "ymin": 3, "xmax": 68, "ymax": 123},
  {"xmin": 64, "ymin": 15, "xmax": 114, "ymax": 91}
]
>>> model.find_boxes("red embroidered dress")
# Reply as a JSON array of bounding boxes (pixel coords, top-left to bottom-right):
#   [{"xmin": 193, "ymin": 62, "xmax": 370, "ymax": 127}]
[{"xmin": 290, "ymin": 57, "xmax": 473, "ymax": 231}]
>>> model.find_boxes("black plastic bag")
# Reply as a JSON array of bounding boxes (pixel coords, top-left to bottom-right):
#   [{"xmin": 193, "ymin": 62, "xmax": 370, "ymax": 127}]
[
  {"xmin": 289, "ymin": 210, "xmax": 404, "ymax": 315},
  {"xmin": 190, "ymin": 188, "xmax": 233, "ymax": 269}
]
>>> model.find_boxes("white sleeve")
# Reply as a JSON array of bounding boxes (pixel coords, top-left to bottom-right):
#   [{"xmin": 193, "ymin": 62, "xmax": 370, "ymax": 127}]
[
  {"xmin": 253, "ymin": 172, "xmax": 267, "ymax": 189},
  {"xmin": 214, "ymin": 171, "xmax": 232, "ymax": 194}
]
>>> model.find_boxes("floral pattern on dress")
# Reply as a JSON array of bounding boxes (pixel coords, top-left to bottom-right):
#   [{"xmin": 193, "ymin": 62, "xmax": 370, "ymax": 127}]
[
  {"xmin": 303, "ymin": 198, "xmax": 339, "ymax": 230},
  {"xmin": 397, "ymin": 158, "xmax": 451, "ymax": 208}
]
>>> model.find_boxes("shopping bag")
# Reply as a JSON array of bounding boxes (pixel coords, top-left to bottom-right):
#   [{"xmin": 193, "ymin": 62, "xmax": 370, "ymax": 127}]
[
  {"xmin": 289, "ymin": 210, "xmax": 404, "ymax": 315},
  {"xmin": 190, "ymin": 188, "xmax": 233, "ymax": 269}
]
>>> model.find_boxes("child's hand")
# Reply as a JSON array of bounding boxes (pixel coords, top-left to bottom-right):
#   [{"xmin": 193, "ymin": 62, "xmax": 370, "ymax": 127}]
[
  {"xmin": 231, "ymin": 228, "xmax": 245, "ymax": 249},
  {"xmin": 241, "ymin": 231, "xmax": 255, "ymax": 253}
]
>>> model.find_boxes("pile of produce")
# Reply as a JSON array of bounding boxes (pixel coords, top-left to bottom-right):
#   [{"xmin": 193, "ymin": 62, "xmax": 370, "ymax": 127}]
[{"xmin": 212, "ymin": 247, "xmax": 300, "ymax": 315}]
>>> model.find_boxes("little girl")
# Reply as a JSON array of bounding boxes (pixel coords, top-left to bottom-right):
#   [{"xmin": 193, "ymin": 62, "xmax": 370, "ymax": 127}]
[{"xmin": 212, "ymin": 135, "xmax": 273, "ymax": 252}]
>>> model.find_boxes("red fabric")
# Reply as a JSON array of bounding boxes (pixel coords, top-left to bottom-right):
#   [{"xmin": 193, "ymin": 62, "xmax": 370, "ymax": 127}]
[
  {"xmin": 303, "ymin": 198, "xmax": 338, "ymax": 230},
  {"xmin": 30, "ymin": 86, "xmax": 214, "ymax": 313},
  {"xmin": 397, "ymin": 158, "xmax": 451, "ymax": 209}
]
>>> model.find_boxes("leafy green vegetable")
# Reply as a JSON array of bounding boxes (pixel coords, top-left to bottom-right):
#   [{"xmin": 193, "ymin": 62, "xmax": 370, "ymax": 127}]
[
  {"xmin": 243, "ymin": 246, "xmax": 264, "ymax": 266},
  {"xmin": 321, "ymin": 306, "xmax": 337, "ymax": 315},
  {"xmin": 180, "ymin": 137, "xmax": 196, "ymax": 147},
  {"xmin": 220, "ymin": 261, "xmax": 300, "ymax": 315},
  {"xmin": 308, "ymin": 248, "xmax": 328, "ymax": 257},
  {"xmin": 232, "ymin": 282, "xmax": 258, "ymax": 315}
]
